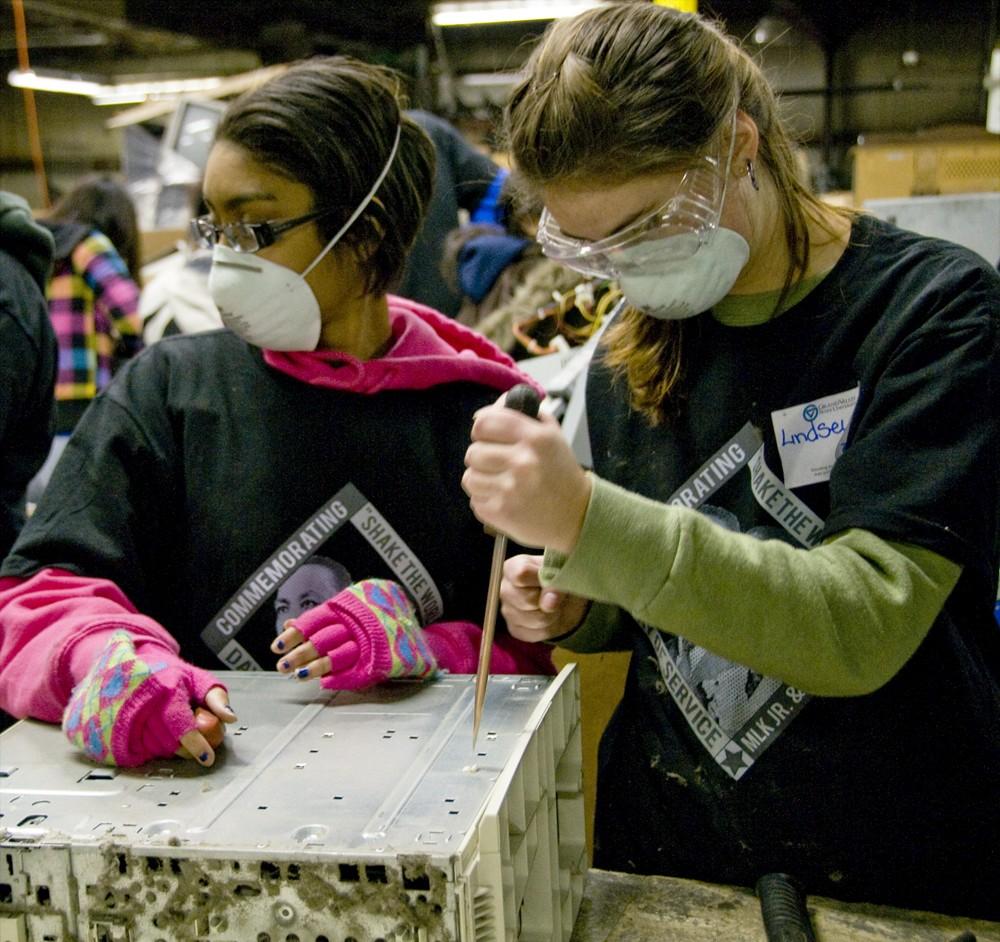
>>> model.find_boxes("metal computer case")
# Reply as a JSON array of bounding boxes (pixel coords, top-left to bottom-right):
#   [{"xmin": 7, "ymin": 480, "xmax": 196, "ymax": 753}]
[{"xmin": 0, "ymin": 667, "xmax": 585, "ymax": 942}]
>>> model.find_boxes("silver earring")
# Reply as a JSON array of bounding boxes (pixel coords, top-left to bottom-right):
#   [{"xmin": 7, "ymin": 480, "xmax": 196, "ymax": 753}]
[{"xmin": 746, "ymin": 159, "xmax": 759, "ymax": 191}]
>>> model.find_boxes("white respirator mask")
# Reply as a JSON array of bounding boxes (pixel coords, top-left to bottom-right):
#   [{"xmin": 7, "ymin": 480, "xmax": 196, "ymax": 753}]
[{"xmin": 614, "ymin": 227, "xmax": 750, "ymax": 320}]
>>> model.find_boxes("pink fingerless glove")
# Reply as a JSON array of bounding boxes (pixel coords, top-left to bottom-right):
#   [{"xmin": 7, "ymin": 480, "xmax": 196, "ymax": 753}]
[
  {"xmin": 289, "ymin": 579, "xmax": 437, "ymax": 690},
  {"xmin": 62, "ymin": 631, "xmax": 224, "ymax": 767}
]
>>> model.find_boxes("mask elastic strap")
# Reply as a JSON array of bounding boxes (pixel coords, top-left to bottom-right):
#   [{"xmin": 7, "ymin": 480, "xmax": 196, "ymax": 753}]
[{"xmin": 302, "ymin": 123, "xmax": 403, "ymax": 278}]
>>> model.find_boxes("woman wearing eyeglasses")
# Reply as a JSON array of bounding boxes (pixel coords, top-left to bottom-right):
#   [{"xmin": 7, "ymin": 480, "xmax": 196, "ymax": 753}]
[
  {"xmin": 0, "ymin": 57, "xmax": 553, "ymax": 768},
  {"xmin": 463, "ymin": 3, "xmax": 999, "ymax": 920}
]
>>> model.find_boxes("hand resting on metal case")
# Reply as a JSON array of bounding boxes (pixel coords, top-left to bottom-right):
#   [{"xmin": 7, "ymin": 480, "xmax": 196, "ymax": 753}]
[
  {"xmin": 272, "ymin": 578, "xmax": 438, "ymax": 689},
  {"xmin": 62, "ymin": 630, "xmax": 234, "ymax": 768},
  {"xmin": 272, "ymin": 577, "xmax": 558, "ymax": 685}
]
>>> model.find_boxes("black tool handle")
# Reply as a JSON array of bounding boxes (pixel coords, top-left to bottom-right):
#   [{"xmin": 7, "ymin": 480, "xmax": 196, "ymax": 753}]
[
  {"xmin": 505, "ymin": 383, "xmax": 542, "ymax": 418},
  {"xmin": 756, "ymin": 873, "xmax": 816, "ymax": 942}
]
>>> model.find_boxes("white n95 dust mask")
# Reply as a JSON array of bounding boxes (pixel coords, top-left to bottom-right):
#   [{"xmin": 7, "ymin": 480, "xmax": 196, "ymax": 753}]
[
  {"xmin": 616, "ymin": 227, "xmax": 750, "ymax": 320},
  {"xmin": 210, "ymin": 247, "xmax": 324, "ymax": 350},
  {"xmin": 209, "ymin": 125, "xmax": 401, "ymax": 351}
]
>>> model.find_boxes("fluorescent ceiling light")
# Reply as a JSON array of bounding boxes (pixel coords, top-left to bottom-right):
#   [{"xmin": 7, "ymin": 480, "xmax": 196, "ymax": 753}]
[
  {"xmin": 7, "ymin": 70, "xmax": 104, "ymax": 97},
  {"xmin": 91, "ymin": 93, "xmax": 154, "ymax": 106},
  {"xmin": 7, "ymin": 68, "xmax": 224, "ymax": 105},
  {"xmin": 432, "ymin": 0, "xmax": 606, "ymax": 26}
]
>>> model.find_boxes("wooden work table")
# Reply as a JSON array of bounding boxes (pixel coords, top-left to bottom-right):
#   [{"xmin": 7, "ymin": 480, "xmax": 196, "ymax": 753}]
[{"xmin": 570, "ymin": 869, "xmax": 1000, "ymax": 942}]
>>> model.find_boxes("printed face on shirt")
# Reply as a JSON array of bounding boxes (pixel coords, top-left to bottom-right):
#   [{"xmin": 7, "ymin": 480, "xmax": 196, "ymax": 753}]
[
  {"xmin": 202, "ymin": 140, "xmax": 363, "ymax": 311},
  {"xmin": 273, "ymin": 559, "xmax": 352, "ymax": 632}
]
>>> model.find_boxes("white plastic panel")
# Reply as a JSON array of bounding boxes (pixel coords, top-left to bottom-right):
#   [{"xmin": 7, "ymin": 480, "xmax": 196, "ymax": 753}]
[{"xmin": 864, "ymin": 192, "xmax": 1000, "ymax": 266}]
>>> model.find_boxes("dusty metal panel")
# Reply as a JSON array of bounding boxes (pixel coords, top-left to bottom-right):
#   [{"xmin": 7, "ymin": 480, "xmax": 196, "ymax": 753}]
[{"xmin": 0, "ymin": 669, "xmax": 584, "ymax": 942}]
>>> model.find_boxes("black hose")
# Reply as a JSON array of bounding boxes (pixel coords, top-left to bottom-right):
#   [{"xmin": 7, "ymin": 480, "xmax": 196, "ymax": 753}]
[{"xmin": 755, "ymin": 873, "xmax": 817, "ymax": 942}]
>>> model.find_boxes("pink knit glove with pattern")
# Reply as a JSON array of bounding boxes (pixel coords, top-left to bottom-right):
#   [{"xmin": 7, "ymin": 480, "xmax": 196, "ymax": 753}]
[
  {"xmin": 283, "ymin": 579, "xmax": 437, "ymax": 691},
  {"xmin": 62, "ymin": 631, "xmax": 225, "ymax": 766}
]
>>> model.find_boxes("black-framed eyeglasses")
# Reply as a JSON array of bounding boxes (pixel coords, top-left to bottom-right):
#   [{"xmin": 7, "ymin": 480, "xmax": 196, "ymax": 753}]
[{"xmin": 190, "ymin": 207, "xmax": 342, "ymax": 254}]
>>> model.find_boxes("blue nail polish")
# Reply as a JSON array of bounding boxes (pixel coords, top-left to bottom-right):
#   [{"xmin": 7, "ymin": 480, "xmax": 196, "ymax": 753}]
[
  {"xmin": 276, "ymin": 639, "xmax": 285, "ymax": 650},
  {"xmin": 281, "ymin": 660, "xmax": 290, "ymax": 670},
  {"xmin": 198, "ymin": 752, "xmax": 209, "ymax": 762},
  {"xmin": 297, "ymin": 667, "xmax": 309, "ymax": 679}
]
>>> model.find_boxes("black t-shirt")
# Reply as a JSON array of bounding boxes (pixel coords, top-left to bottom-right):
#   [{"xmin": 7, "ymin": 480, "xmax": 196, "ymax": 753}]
[
  {"xmin": 4, "ymin": 330, "xmax": 501, "ymax": 671},
  {"xmin": 586, "ymin": 214, "xmax": 1000, "ymax": 918}
]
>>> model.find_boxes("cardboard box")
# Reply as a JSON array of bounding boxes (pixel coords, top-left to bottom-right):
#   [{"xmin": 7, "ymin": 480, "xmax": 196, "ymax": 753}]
[
  {"xmin": 852, "ymin": 126, "xmax": 1000, "ymax": 205},
  {"xmin": 852, "ymin": 145, "xmax": 917, "ymax": 204}
]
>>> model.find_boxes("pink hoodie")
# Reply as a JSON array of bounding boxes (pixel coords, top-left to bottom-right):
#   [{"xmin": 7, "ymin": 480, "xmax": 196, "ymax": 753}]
[
  {"xmin": 0, "ymin": 296, "xmax": 550, "ymax": 725},
  {"xmin": 264, "ymin": 296, "xmax": 543, "ymax": 396}
]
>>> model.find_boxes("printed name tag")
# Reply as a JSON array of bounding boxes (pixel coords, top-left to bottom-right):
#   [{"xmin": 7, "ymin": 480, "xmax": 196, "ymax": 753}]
[{"xmin": 771, "ymin": 386, "xmax": 859, "ymax": 489}]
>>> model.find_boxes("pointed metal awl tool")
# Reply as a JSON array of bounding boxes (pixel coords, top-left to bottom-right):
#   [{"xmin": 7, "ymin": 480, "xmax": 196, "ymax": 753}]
[{"xmin": 473, "ymin": 383, "xmax": 542, "ymax": 747}]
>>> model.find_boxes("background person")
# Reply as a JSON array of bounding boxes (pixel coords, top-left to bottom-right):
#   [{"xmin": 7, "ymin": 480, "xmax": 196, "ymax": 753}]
[
  {"xmin": 0, "ymin": 191, "xmax": 57, "ymax": 734},
  {"xmin": 399, "ymin": 109, "xmax": 508, "ymax": 318},
  {"xmin": 40, "ymin": 174, "xmax": 144, "ymax": 435},
  {"xmin": 0, "ymin": 57, "xmax": 552, "ymax": 773},
  {"xmin": 26, "ymin": 175, "xmax": 144, "ymax": 505},
  {"xmin": 463, "ymin": 2, "xmax": 999, "ymax": 920}
]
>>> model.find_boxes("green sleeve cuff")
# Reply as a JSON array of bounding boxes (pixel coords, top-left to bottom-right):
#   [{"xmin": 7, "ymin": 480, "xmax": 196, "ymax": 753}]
[
  {"xmin": 547, "ymin": 601, "xmax": 633, "ymax": 653},
  {"xmin": 541, "ymin": 474, "xmax": 685, "ymax": 605}
]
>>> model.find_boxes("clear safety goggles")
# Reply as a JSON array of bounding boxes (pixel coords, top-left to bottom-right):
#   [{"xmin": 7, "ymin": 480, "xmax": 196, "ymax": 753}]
[{"xmin": 536, "ymin": 109, "xmax": 739, "ymax": 278}]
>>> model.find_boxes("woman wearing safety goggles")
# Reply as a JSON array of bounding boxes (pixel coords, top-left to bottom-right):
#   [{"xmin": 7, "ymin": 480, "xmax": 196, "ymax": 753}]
[{"xmin": 464, "ymin": 1, "xmax": 999, "ymax": 922}]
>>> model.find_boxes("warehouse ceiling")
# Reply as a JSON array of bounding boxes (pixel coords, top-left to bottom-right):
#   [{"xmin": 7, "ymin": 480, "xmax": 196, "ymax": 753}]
[
  {"xmin": 3, "ymin": 0, "xmax": 433, "ymax": 64},
  {"xmin": 2, "ymin": 0, "xmax": 995, "ymax": 126},
  {"xmin": 5, "ymin": 0, "xmax": 979, "ymax": 70},
  {"xmin": 114, "ymin": 0, "xmax": 875, "ymax": 55}
]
